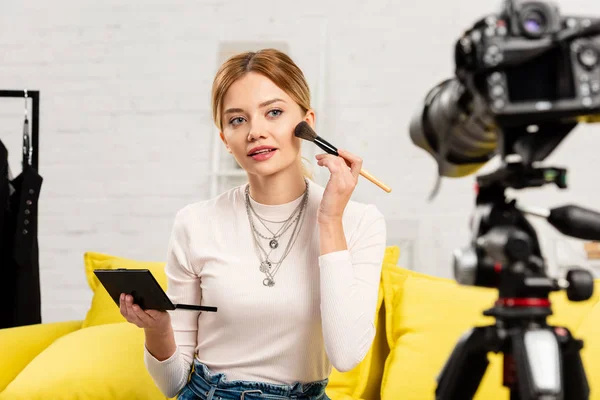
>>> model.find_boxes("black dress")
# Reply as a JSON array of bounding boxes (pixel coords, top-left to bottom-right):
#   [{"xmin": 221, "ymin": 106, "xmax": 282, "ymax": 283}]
[{"xmin": 0, "ymin": 139, "xmax": 43, "ymax": 329}]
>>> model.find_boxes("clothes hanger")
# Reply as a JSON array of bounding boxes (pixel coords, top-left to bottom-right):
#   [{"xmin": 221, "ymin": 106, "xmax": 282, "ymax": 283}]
[{"xmin": 22, "ymin": 90, "xmax": 32, "ymax": 169}]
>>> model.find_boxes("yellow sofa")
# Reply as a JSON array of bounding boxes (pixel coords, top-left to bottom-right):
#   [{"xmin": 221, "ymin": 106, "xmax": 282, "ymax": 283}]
[{"xmin": 1, "ymin": 247, "xmax": 599, "ymax": 400}]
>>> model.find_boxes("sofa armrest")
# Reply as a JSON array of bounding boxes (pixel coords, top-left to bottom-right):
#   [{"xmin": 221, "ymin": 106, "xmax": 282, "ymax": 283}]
[
  {"xmin": 0, "ymin": 320, "xmax": 83, "ymax": 391},
  {"xmin": 326, "ymin": 389, "xmax": 364, "ymax": 400}
]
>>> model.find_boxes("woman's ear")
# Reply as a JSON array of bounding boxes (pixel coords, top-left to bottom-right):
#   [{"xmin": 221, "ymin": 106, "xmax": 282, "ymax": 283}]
[
  {"xmin": 304, "ymin": 109, "xmax": 316, "ymax": 129},
  {"xmin": 219, "ymin": 132, "xmax": 232, "ymax": 153}
]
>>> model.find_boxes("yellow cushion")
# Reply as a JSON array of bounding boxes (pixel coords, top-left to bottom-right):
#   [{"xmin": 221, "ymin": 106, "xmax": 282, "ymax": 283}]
[
  {"xmin": 382, "ymin": 245, "xmax": 401, "ymax": 267},
  {"xmin": 0, "ymin": 320, "xmax": 82, "ymax": 392},
  {"xmin": 0, "ymin": 322, "xmax": 171, "ymax": 400},
  {"xmin": 546, "ymin": 279, "xmax": 600, "ymax": 333},
  {"xmin": 576, "ymin": 299, "xmax": 600, "ymax": 400},
  {"xmin": 326, "ymin": 246, "xmax": 400, "ymax": 400},
  {"xmin": 380, "ymin": 269, "xmax": 501, "ymax": 400},
  {"xmin": 380, "ymin": 267, "xmax": 600, "ymax": 400},
  {"xmin": 82, "ymin": 252, "xmax": 168, "ymax": 328},
  {"xmin": 381, "ymin": 264, "xmax": 410, "ymax": 350},
  {"xmin": 326, "ymin": 274, "xmax": 385, "ymax": 400},
  {"xmin": 360, "ymin": 298, "xmax": 390, "ymax": 400}
]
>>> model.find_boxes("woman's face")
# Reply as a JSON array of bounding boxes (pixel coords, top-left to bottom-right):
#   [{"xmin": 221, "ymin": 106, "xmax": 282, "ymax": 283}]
[{"xmin": 219, "ymin": 72, "xmax": 313, "ymax": 177}]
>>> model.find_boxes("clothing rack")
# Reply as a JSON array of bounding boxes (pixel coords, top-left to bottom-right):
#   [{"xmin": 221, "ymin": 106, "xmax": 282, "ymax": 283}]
[
  {"xmin": 0, "ymin": 89, "xmax": 42, "ymax": 329},
  {"xmin": 0, "ymin": 90, "xmax": 40, "ymax": 171}
]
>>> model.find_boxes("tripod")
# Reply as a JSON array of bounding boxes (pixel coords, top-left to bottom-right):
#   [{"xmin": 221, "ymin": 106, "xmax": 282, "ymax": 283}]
[{"xmin": 435, "ymin": 124, "xmax": 598, "ymax": 400}]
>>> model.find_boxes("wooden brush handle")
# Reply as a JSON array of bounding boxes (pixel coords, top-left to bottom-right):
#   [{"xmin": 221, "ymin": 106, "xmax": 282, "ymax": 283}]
[
  {"xmin": 360, "ymin": 168, "xmax": 392, "ymax": 193},
  {"xmin": 338, "ymin": 154, "xmax": 392, "ymax": 193}
]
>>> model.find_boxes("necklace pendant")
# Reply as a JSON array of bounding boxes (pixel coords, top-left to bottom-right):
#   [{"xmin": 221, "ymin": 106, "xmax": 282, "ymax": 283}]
[
  {"xmin": 259, "ymin": 261, "xmax": 272, "ymax": 273},
  {"xmin": 263, "ymin": 277, "xmax": 275, "ymax": 287},
  {"xmin": 269, "ymin": 239, "xmax": 279, "ymax": 249}
]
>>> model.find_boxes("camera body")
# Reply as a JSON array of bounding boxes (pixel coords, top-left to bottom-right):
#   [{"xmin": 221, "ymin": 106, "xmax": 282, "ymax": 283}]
[
  {"xmin": 409, "ymin": 0, "xmax": 600, "ymax": 180},
  {"xmin": 456, "ymin": 0, "xmax": 600, "ymax": 126}
]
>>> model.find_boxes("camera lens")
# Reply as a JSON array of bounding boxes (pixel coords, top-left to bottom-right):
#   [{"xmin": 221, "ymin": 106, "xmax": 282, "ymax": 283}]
[{"xmin": 520, "ymin": 8, "xmax": 547, "ymax": 37}]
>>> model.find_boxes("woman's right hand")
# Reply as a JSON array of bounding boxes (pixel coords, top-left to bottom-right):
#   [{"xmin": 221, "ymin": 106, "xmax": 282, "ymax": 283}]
[{"xmin": 119, "ymin": 293, "xmax": 172, "ymax": 334}]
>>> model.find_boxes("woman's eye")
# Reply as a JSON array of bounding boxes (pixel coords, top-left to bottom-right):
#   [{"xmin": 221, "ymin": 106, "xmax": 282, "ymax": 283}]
[
  {"xmin": 230, "ymin": 117, "xmax": 245, "ymax": 126},
  {"xmin": 267, "ymin": 109, "xmax": 283, "ymax": 118}
]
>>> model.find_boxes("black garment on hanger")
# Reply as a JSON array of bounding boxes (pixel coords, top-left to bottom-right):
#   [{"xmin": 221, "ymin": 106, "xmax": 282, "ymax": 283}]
[{"xmin": 0, "ymin": 139, "xmax": 43, "ymax": 329}]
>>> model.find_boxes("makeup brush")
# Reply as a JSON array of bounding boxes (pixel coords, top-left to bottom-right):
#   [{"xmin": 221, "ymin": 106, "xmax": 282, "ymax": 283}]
[{"xmin": 294, "ymin": 121, "xmax": 392, "ymax": 193}]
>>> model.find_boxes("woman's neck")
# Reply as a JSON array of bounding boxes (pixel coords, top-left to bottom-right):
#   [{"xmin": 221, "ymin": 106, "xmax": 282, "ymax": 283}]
[{"xmin": 247, "ymin": 169, "xmax": 308, "ymax": 205}]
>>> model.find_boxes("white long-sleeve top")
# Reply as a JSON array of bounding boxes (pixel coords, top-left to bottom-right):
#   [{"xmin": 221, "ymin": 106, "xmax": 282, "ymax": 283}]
[{"xmin": 144, "ymin": 179, "xmax": 387, "ymax": 398}]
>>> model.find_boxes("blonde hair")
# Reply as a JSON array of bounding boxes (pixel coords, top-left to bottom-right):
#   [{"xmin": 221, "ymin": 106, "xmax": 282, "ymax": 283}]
[{"xmin": 211, "ymin": 48, "xmax": 314, "ymax": 180}]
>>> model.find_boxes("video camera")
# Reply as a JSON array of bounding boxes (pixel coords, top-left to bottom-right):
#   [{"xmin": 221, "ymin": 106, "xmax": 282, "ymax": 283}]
[{"xmin": 409, "ymin": 1, "xmax": 600, "ymax": 399}]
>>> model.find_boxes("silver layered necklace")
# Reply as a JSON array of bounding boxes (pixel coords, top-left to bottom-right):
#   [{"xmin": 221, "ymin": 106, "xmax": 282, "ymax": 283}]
[{"xmin": 245, "ymin": 179, "xmax": 309, "ymax": 287}]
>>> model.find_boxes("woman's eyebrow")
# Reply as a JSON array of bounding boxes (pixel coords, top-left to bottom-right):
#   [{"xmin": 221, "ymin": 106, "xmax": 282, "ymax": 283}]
[{"xmin": 223, "ymin": 98, "xmax": 286, "ymax": 115}]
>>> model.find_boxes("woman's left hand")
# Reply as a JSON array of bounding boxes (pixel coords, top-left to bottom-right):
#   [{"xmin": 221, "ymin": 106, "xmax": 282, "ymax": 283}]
[{"xmin": 316, "ymin": 149, "xmax": 362, "ymax": 224}]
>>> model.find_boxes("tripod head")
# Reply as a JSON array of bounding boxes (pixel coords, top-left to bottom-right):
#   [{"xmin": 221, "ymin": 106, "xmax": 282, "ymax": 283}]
[{"xmin": 452, "ymin": 121, "xmax": 596, "ymax": 319}]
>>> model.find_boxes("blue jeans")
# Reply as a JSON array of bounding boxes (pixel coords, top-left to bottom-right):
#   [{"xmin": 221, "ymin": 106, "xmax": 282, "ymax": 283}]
[{"xmin": 177, "ymin": 359, "xmax": 331, "ymax": 400}]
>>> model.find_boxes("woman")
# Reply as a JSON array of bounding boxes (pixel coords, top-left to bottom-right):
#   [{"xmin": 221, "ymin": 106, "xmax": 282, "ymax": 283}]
[{"xmin": 119, "ymin": 48, "xmax": 387, "ymax": 400}]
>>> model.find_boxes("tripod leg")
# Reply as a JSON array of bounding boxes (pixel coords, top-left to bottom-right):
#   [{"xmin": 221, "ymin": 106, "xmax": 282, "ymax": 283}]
[
  {"xmin": 436, "ymin": 326, "xmax": 494, "ymax": 400},
  {"xmin": 510, "ymin": 328, "xmax": 559, "ymax": 400},
  {"xmin": 509, "ymin": 326, "xmax": 590, "ymax": 400},
  {"xmin": 557, "ymin": 327, "xmax": 590, "ymax": 400}
]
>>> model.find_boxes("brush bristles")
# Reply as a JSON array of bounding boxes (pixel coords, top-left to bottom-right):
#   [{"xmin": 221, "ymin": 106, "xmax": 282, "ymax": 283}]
[{"xmin": 294, "ymin": 121, "xmax": 317, "ymax": 142}]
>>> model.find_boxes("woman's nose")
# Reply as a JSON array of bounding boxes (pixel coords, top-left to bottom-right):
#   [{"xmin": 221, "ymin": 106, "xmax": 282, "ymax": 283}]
[{"xmin": 247, "ymin": 123, "xmax": 268, "ymax": 141}]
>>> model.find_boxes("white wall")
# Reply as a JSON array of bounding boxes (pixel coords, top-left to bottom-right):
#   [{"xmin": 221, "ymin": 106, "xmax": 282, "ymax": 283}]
[{"xmin": 0, "ymin": 0, "xmax": 599, "ymax": 322}]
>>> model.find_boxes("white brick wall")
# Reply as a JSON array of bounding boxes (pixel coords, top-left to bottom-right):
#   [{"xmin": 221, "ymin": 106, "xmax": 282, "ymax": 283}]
[{"xmin": 0, "ymin": 0, "xmax": 598, "ymax": 322}]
